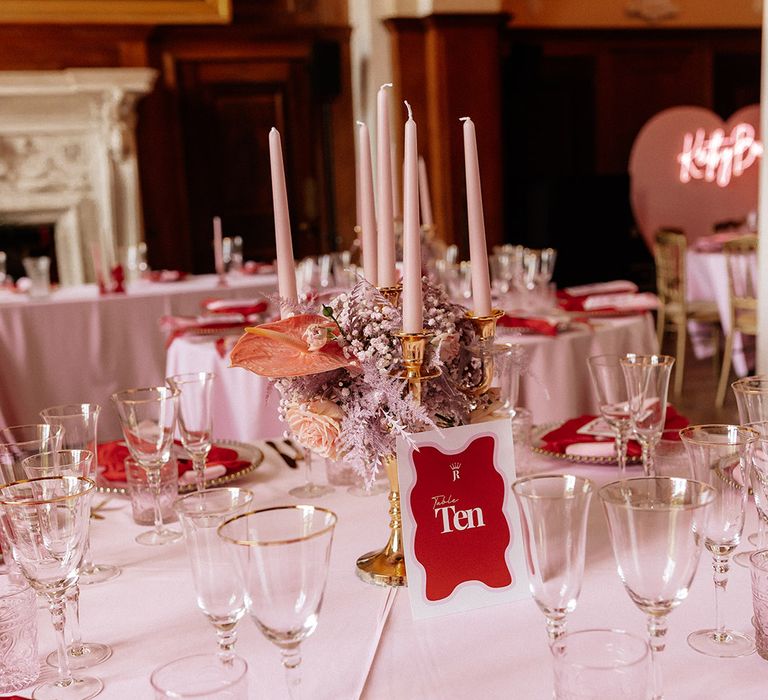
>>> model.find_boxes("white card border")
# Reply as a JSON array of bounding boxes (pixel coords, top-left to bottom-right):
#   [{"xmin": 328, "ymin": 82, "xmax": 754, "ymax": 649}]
[{"xmin": 396, "ymin": 418, "xmax": 529, "ymax": 620}]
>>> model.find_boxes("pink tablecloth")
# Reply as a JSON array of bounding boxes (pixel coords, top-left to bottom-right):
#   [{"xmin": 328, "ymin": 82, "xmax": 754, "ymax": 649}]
[
  {"xmin": 502, "ymin": 312, "xmax": 659, "ymax": 425},
  {"xmin": 687, "ymin": 249, "xmax": 756, "ymax": 377},
  {"xmin": 0, "ymin": 273, "xmax": 277, "ymax": 439},
  {"xmin": 19, "ymin": 442, "xmax": 767, "ymax": 699}
]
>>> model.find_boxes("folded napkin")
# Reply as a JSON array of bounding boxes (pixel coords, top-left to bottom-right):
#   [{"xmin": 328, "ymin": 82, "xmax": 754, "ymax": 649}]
[
  {"xmin": 160, "ymin": 314, "xmax": 252, "ymax": 350},
  {"xmin": 563, "ymin": 280, "xmax": 639, "ymax": 297},
  {"xmin": 497, "ymin": 315, "xmax": 559, "ymax": 336},
  {"xmin": 582, "ymin": 292, "xmax": 660, "ymax": 312},
  {"xmin": 97, "ymin": 440, "xmax": 249, "ymax": 483},
  {"xmin": 539, "ymin": 406, "xmax": 689, "ymax": 458},
  {"xmin": 203, "ymin": 298, "xmax": 268, "ymax": 317},
  {"xmin": 557, "ymin": 280, "xmax": 641, "ymax": 312}
]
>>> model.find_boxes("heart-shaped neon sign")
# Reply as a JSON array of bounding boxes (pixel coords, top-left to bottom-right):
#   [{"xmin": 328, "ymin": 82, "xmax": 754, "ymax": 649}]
[{"xmin": 629, "ymin": 105, "xmax": 760, "ymax": 250}]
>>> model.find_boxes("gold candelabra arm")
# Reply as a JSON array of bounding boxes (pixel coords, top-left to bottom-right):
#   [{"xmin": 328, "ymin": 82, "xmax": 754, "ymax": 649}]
[
  {"xmin": 395, "ymin": 331, "xmax": 441, "ymax": 405},
  {"xmin": 465, "ymin": 309, "xmax": 504, "ymax": 397},
  {"xmin": 378, "ymin": 283, "xmax": 402, "ymax": 307}
]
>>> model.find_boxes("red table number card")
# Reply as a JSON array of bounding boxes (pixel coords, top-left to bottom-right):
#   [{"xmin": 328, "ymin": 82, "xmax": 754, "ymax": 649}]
[{"xmin": 396, "ymin": 418, "xmax": 529, "ymax": 620}]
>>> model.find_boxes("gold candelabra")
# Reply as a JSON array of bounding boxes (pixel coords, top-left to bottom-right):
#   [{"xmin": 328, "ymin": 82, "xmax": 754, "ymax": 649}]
[
  {"xmin": 465, "ymin": 308, "xmax": 504, "ymax": 396},
  {"xmin": 355, "ymin": 330, "xmax": 440, "ymax": 587},
  {"xmin": 378, "ymin": 284, "xmax": 402, "ymax": 308}
]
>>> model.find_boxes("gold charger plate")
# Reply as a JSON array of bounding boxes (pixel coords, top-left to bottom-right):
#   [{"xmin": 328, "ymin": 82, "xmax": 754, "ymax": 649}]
[
  {"xmin": 531, "ymin": 421, "xmax": 642, "ymax": 466},
  {"xmin": 97, "ymin": 439, "xmax": 264, "ymax": 495}
]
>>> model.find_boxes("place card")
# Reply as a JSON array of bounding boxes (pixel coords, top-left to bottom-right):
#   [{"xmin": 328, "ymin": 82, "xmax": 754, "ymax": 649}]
[{"xmin": 396, "ymin": 419, "xmax": 529, "ymax": 620}]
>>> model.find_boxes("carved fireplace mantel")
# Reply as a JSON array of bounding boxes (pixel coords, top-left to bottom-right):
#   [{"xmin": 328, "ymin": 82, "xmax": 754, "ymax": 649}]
[{"xmin": 0, "ymin": 68, "xmax": 157, "ymax": 285}]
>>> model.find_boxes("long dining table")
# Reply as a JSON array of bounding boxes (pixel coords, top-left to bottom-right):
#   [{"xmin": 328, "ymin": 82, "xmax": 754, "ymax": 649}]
[
  {"xmin": 0, "ymin": 272, "xmax": 277, "ymax": 441},
  {"xmin": 15, "ymin": 440, "xmax": 767, "ymax": 699}
]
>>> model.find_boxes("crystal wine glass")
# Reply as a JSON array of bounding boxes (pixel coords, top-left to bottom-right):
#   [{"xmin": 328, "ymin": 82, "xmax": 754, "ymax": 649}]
[
  {"xmin": 173, "ymin": 487, "xmax": 253, "ymax": 661},
  {"xmin": 620, "ymin": 354, "xmax": 675, "ymax": 477},
  {"xmin": 218, "ymin": 505, "xmax": 337, "ymax": 699},
  {"xmin": 166, "ymin": 372, "xmax": 215, "ymax": 493},
  {"xmin": 0, "ymin": 424, "xmax": 63, "ymax": 576},
  {"xmin": 40, "ymin": 403, "xmax": 121, "ymax": 584},
  {"xmin": 112, "ymin": 386, "xmax": 182, "ymax": 546},
  {"xmin": 732, "ymin": 376, "xmax": 768, "ymax": 555},
  {"xmin": 745, "ymin": 426, "xmax": 768, "ymax": 570},
  {"xmin": 511, "ymin": 474, "xmax": 593, "ymax": 649},
  {"xmin": 0, "ymin": 475, "xmax": 101, "ymax": 700},
  {"xmin": 679, "ymin": 424, "xmax": 757, "ymax": 657},
  {"xmin": 21, "ymin": 450, "xmax": 113, "ymax": 671},
  {"xmin": 288, "ymin": 438, "xmax": 334, "ymax": 499},
  {"xmin": 599, "ymin": 477, "xmax": 715, "ymax": 700},
  {"xmin": 587, "ymin": 354, "xmax": 633, "ymax": 476}
]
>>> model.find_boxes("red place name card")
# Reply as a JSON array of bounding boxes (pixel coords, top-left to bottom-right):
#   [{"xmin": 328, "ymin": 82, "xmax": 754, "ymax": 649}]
[{"xmin": 396, "ymin": 419, "xmax": 528, "ymax": 619}]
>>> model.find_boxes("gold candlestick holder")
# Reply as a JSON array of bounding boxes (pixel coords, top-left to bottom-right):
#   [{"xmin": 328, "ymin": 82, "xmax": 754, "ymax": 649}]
[
  {"xmin": 465, "ymin": 308, "xmax": 504, "ymax": 396},
  {"xmin": 355, "ymin": 330, "xmax": 440, "ymax": 587}
]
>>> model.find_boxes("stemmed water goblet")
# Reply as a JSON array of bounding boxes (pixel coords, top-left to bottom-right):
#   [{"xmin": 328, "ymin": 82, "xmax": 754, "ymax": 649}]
[
  {"xmin": 0, "ymin": 475, "xmax": 101, "ymax": 699},
  {"xmin": 166, "ymin": 372, "xmax": 215, "ymax": 493},
  {"xmin": 587, "ymin": 354, "xmax": 633, "ymax": 476},
  {"xmin": 287, "ymin": 437, "xmax": 334, "ymax": 499},
  {"xmin": 731, "ymin": 376, "xmax": 768, "ymax": 558},
  {"xmin": 112, "ymin": 386, "xmax": 182, "ymax": 546},
  {"xmin": 218, "ymin": 505, "xmax": 337, "ymax": 699},
  {"xmin": 40, "ymin": 403, "xmax": 121, "ymax": 584},
  {"xmin": 21, "ymin": 450, "xmax": 113, "ymax": 671},
  {"xmin": 173, "ymin": 487, "xmax": 253, "ymax": 660},
  {"xmin": 599, "ymin": 476, "xmax": 716, "ymax": 700},
  {"xmin": 620, "ymin": 354, "xmax": 675, "ymax": 476},
  {"xmin": 679, "ymin": 424, "xmax": 757, "ymax": 657},
  {"xmin": 511, "ymin": 474, "xmax": 593, "ymax": 649}
]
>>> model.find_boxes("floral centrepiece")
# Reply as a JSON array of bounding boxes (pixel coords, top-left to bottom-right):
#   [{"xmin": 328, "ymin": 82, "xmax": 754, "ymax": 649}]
[{"xmin": 231, "ymin": 278, "xmax": 506, "ymax": 484}]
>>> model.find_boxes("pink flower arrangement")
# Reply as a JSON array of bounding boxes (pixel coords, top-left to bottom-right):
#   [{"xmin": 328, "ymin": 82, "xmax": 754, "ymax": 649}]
[{"xmin": 231, "ymin": 278, "xmax": 504, "ymax": 483}]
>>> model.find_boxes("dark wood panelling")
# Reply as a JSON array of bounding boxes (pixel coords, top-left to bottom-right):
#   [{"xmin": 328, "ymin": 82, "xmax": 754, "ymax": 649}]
[{"xmin": 388, "ymin": 14, "xmax": 508, "ymax": 255}]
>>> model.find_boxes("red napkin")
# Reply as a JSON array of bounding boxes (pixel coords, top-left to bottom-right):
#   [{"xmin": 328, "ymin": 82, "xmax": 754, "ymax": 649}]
[
  {"xmin": 97, "ymin": 441, "xmax": 248, "ymax": 483},
  {"xmin": 202, "ymin": 299, "xmax": 268, "ymax": 317},
  {"xmin": 159, "ymin": 315, "xmax": 248, "ymax": 350},
  {"xmin": 497, "ymin": 315, "xmax": 559, "ymax": 336},
  {"xmin": 540, "ymin": 406, "xmax": 689, "ymax": 457}
]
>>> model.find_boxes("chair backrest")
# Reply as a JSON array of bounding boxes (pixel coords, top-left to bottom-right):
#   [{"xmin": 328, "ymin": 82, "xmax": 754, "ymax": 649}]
[
  {"xmin": 653, "ymin": 228, "xmax": 687, "ymax": 309},
  {"xmin": 723, "ymin": 235, "xmax": 758, "ymax": 334}
]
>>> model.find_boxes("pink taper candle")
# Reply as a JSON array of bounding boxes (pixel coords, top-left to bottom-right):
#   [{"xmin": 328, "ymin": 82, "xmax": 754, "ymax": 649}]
[
  {"xmin": 418, "ymin": 155, "xmax": 434, "ymax": 228},
  {"xmin": 212, "ymin": 216, "xmax": 225, "ymax": 276},
  {"xmin": 357, "ymin": 121, "xmax": 379, "ymax": 286},
  {"xmin": 268, "ymin": 127, "xmax": 298, "ymax": 316},
  {"xmin": 402, "ymin": 102, "xmax": 423, "ymax": 333},
  {"xmin": 377, "ymin": 83, "xmax": 397, "ymax": 287},
  {"xmin": 461, "ymin": 117, "xmax": 492, "ymax": 316}
]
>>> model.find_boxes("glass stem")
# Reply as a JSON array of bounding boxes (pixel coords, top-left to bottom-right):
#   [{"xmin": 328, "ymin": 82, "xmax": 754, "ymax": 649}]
[
  {"xmin": 146, "ymin": 466, "xmax": 165, "ymax": 535},
  {"xmin": 81, "ymin": 536, "xmax": 94, "ymax": 574},
  {"xmin": 545, "ymin": 612, "xmax": 567, "ymax": 653},
  {"xmin": 281, "ymin": 644, "xmax": 302, "ymax": 700},
  {"xmin": 615, "ymin": 426, "xmax": 629, "ymax": 476},
  {"xmin": 66, "ymin": 585, "xmax": 86, "ymax": 655},
  {"xmin": 646, "ymin": 613, "xmax": 667, "ymax": 700},
  {"xmin": 192, "ymin": 454, "xmax": 206, "ymax": 493},
  {"xmin": 49, "ymin": 590, "xmax": 75, "ymax": 687},
  {"xmin": 215, "ymin": 624, "xmax": 238, "ymax": 662},
  {"xmin": 712, "ymin": 553, "xmax": 731, "ymax": 642},
  {"xmin": 640, "ymin": 438, "xmax": 656, "ymax": 477},
  {"xmin": 303, "ymin": 451, "xmax": 314, "ymax": 487}
]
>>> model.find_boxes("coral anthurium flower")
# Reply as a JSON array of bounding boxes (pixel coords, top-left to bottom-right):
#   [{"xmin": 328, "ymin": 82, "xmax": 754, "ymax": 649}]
[{"xmin": 230, "ymin": 314, "xmax": 354, "ymax": 378}]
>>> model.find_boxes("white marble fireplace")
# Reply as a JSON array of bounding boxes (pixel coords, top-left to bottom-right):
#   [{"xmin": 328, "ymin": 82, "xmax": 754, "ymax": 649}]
[{"xmin": 0, "ymin": 68, "xmax": 157, "ymax": 285}]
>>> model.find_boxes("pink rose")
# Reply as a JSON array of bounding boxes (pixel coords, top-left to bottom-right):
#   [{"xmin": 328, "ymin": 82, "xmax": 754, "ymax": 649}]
[{"xmin": 285, "ymin": 400, "xmax": 344, "ymax": 459}]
